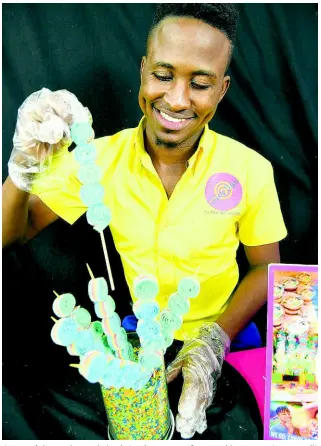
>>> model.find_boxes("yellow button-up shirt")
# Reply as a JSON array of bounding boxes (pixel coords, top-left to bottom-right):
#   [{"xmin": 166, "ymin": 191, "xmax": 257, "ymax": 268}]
[{"xmin": 32, "ymin": 118, "xmax": 287, "ymax": 339}]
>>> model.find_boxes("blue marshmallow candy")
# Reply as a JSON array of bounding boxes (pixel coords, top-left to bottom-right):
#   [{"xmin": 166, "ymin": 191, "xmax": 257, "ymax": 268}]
[
  {"xmin": 178, "ymin": 277, "xmax": 200, "ymax": 298},
  {"xmin": 80, "ymin": 183, "xmax": 104, "ymax": 206},
  {"xmin": 77, "ymin": 164, "xmax": 102, "ymax": 185},
  {"xmin": 71, "ymin": 122, "xmax": 94, "ymax": 145},
  {"xmin": 79, "ymin": 351, "xmax": 111, "ymax": 384},
  {"xmin": 74, "ymin": 329, "xmax": 96, "ymax": 356},
  {"xmin": 74, "ymin": 143, "xmax": 97, "ymax": 164},
  {"xmin": 88, "ymin": 277, "xmax": 109, "ymax": 302},
  {"xmin": 86, "ymin": 203, "xmax": 111, "ymax": 232},
  {"xmin": 138, "ymin": 349, "xmax": 163, "ymax": 372},
  {"xmin": 94, "ymin": 297, "xmax": 116, "ymax": 319},
  {"xmin": 159, "ymin": 309, "xmax": 183, "ymax": 331},
  {"xmin": 168, "ymin": 292, "xmax": 190, "ymax": 315},
  {"xmin": 133, "ymin": 275, "xmax": 159, "ymax": 300},
  {"xmin": 140, "ymin": 334, "xmax": 166, "ymax": 352},
  {"xmin": 133, "ymin": 299, "xmax": 160, "ymax": 320},
  {"xmin": 50, "ymin": 317, "xmax": 79, "ymax": 347},
  {"xmin": 136, "ymin": 319, "xmax": 161, "ymax": 339}
]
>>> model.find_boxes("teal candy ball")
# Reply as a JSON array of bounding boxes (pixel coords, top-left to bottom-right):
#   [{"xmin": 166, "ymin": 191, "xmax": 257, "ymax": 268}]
[
  {"xmin": 52, "ymin": 293, "xmax": 76, "ymax": 318},
  {"xmin": 77, "ymin": 164, "xmax": 102, "ymax": 184},
  {"xmin": 137, "ymin": 319, "xmax": 161, "ymax": 339},
  {"xmin": 134, "ymin": 276, "xmax": 159, "ymax": 300},
  {"xmin": 94, "ymin": 297, "xmax": 116, "ymax": 319},
  {"xmin": 88, "ymin": 277, "xmax": 109, "ymax": 302},
  {"xmin": 80, "ymin": 351, "xmax": 107, "ymax": 384},
  {"xmin": 159, "ymin": 309, "xmax": 182, "ymax": 331},
  {"xmin": 138, "ymin": 350, "xmax": 163, "ymax": 371},
  {"xmin": 50, "ymin": 317, "xmax": 78, "ymax": 347},
  {"xmin": 141, "ymin": 334, "xmax": 166, "ymax": 352},
  {"xmin": 86, "ymin": 204, "xmax": 111, "ymax": 232},
  {"xmin": 74, "ymin": 143, "xmax": 97, "ymax": 164},
  {"xmin": 102, "ymin": 312, "xmax": 121, "ymax": 335},
  {"xmin": 168, "ymin": 292, "xmax": 190, "ymax": 315},
  {"xmin": 72, "ymin": 307, "xmax": 92, "ymax": 328},
  {"xmin": 80, "ymin": 183, "xmax": 104, "ymax": 206},
  {"xmin": 71, "ymin": 122, "xmax": 94, "ymax": 145},
  {"xmin": 74, "ymin": 330, "xmax": 96, "ymax": 355},
  {"xmin": 133, "ymin": 299, "xmax": 160, "ymax": 320},
  {"xmin": 178, "ymin": 277, "xmax": 200, "ymax": 298}
]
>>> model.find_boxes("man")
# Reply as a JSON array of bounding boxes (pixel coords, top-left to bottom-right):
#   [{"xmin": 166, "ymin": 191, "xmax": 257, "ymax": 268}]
[
  {"xmin": 2, "ymin": 4, "xmax": 287, "ymax": 439},
  {"xmin": 270, "ymin": 406, "xmax": 301, "ymax": 437}
]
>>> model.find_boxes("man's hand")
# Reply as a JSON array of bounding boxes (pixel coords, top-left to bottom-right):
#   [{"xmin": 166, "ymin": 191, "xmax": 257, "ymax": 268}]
[
  {"xmin": 8, "ymin": 88, "xmax": 93, "ymax": 192},
  {"xmin": 166, "ymin": 323, "xmax": 230, "ymax": 439}
]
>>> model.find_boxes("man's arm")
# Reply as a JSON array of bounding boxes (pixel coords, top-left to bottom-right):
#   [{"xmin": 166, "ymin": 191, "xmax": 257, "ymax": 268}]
[
  {"xmin": 216, "ymin": 242, "xmax": 280, "ymax": 340},
  {"xmin": 2, "ymin": 176, "xmax": 59, "ymax": 249}
]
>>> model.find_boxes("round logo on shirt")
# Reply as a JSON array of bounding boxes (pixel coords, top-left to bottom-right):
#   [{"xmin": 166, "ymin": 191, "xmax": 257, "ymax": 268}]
[{"xmin": 205, "ymin": 173, "xmax": 242, "ymax": 211}]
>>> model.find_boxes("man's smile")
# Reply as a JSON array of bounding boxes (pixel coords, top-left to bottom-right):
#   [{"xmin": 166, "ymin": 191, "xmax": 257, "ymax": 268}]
[{"xmin": 153, "ymin": 106, "xmax": 194, "ymax": 131}]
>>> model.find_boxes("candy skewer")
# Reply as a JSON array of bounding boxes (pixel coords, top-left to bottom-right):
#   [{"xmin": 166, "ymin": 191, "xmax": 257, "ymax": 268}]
[
  {"xmin": 69, "ymin": 364, "xmax": 80, "ymax": 368},
  {"xmin": 51, "ymin": 316, "xmax": 58, "ymax": 323},
  {"xmin": 100, "ymin": 232, "xmax": 115, "ymax": 291},
  {"xmin": 86, "ymin": 263, "xmax": 95, "ymax": 280},
  {"xmin": 53, "ymin": 290, "xmax": 60, "ymax": 298}
]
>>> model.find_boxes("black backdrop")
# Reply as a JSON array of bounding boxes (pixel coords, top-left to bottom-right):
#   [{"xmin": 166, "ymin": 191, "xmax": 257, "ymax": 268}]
[{"xmin": 2, "ymin": 3, "xmax": 318, "ymax": 440}]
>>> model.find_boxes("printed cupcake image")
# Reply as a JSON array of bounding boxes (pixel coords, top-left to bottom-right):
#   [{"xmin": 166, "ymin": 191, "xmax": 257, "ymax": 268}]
[
  {"xmin": 271, "ymin": 270, "xmax": 318, "ymax": 404},
  {"xmin": 274, "ymin": 284, "xmax": 284, "ymax": 303}
]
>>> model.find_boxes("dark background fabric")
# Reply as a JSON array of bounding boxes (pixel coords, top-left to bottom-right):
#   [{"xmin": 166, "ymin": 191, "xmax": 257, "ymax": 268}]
[{"xmin": 2, "ymin": 3, "xmax": 317, "ymax": 440}]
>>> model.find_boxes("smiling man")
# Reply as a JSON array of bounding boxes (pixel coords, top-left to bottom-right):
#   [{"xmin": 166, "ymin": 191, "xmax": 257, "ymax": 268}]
[{"xmin": 3, "ymin": 4, "xmax": 287, "ymax": 440}]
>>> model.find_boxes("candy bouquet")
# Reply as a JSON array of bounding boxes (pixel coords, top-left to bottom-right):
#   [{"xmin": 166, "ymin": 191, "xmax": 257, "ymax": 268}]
[{"xmin": 50, "ymin": 122, "xmax": 200, "ymax": 440}]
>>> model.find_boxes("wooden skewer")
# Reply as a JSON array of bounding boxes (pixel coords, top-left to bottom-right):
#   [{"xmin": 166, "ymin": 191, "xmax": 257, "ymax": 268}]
[
  {"xmin": 100, "ymin": 232, "xmax": 115, "ymax": 291},
  {"xmin": 86, "ymin": 263, "xmax": 95, "ymax": 280},
  {"xmin": 53, "ymin": 290, "xmax": 60, "ymax": 298},
  {"xmin": 69, "ymin": 364, "xmax": 80, "ymax": 368},
  {"xmin": 51, "ymin": 316, "xmax": 58, "ymax": 323}
]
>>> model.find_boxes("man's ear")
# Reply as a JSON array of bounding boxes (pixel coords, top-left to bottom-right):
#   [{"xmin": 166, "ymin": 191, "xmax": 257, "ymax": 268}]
[
  {"xmin": 218, "ymin": 75, "xmax": 231, "ymax": 104},
  {"xmin": 140, "ymin": 56, "xmax": 147, "ymax": 82}
]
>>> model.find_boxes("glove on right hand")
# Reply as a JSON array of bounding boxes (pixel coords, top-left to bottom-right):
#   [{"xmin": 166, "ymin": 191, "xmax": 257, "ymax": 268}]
[{"xmin": 8, "ymin": 88, "xmax": 94, "ymax": 191}]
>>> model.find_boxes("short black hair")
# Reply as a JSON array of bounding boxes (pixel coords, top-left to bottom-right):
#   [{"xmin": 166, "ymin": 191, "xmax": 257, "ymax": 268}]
[
  {"xmin": 276, "ymin": 406, "xmax": 290, "ymax": 415},
  {"xmin": 147, "ymin": 3, "xmax": 239, "ymax": 69}
]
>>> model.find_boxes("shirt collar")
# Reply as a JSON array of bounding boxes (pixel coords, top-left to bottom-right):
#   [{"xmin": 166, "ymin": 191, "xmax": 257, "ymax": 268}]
[{"xmin": 133, "ymin": 116, "xmax": 216, "ymax": 176}]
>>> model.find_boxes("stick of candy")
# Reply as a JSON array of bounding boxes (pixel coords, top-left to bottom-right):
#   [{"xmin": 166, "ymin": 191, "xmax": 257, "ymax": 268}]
[
  {"xmin": 86, "ymin": 263, "xmax": 94, "ymax": 279},
  {"xmin": 100, "ymin": 232, "xmax": 115, "ymax": 291}
]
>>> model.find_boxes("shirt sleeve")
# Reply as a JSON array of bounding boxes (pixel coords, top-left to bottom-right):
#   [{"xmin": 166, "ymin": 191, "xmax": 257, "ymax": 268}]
[
  {"xmin": 31, "ymin": 147, "xmax": 86, "ymax": 225},
  {"xmin": 238, "ymin": 158, "xmax": 287, "ymax": 246}
]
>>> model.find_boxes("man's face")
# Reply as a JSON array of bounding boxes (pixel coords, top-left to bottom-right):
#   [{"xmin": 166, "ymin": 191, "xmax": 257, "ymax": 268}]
[
  {"xmin": 278, "ymin": 409, "xmax": 292, "ymax": 424},
  {"xmin": 139, "ymin": 17, "xmax": 231, "ymax": 149}
]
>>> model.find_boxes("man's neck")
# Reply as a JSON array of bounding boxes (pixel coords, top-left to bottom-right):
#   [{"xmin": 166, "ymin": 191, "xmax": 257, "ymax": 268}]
[{"xmin": 144, "ymin": 125, "xmax": 204, "ymax": 167}]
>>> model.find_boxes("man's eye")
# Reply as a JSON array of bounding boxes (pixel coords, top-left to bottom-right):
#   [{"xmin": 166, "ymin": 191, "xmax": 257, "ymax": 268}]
[
  {"xmin": 153, "ymin": 73, "xmax": 172, "ymax": 82},
  {"xmin": 191, "ymin": 82, "xmax": 210, "ymax": 90}
]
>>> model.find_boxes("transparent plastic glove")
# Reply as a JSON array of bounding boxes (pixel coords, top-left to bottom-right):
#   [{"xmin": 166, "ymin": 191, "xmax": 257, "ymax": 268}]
[
  {"xmin": 8, "ymin": 87, "xmax": 94, "ymax": 192},
  {"xmin": 166, "ymin": 323, "xmax": 230, "ymax": 439}
]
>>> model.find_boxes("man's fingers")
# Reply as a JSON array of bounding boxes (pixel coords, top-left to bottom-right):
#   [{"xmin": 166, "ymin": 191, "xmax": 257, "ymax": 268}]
[
  {"xmin": 177, "ymin": 368, "xmax": 204, "ymax": 419},
  {"xmin": 26, "ymin": 114, "xmax": 67, "ymax": 144},
  {"xmin": 165, "ymin": 357, "xmax": 183, "ymax": 383}
]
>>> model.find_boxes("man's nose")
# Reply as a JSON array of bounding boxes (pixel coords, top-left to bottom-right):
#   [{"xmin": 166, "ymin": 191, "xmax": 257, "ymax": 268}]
[{"xmin": 164, "ymin": 81, "xmax": 190, "ymax": 111}]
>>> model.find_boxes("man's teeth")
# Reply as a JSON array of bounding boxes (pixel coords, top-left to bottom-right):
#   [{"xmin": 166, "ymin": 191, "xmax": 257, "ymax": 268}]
[{"xmin": 159, "ymin": 110, "xmax": 187, "ymax": 123}]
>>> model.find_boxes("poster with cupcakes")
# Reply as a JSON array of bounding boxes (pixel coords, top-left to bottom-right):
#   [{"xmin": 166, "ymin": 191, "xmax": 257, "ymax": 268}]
[{"xmin": 264, "ymin": 264, "xmax": 318, "ymax": 440}]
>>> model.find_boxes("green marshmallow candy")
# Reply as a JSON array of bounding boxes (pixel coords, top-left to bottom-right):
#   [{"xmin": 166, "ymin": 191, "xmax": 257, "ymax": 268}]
[
  {"xmin": 178, "ymin": 277, "xmax": 200, "ymax": 298},
  {"xmin": 71, "ymin": 122, "xmax": 93, "ymax": 145},
  {"xmin": 52, "ymin": 293, "xmax": 76, "ymax": 318}
]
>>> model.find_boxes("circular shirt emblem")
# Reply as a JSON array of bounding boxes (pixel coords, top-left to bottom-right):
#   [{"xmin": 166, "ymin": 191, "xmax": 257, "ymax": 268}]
[{"xmin": 205, "ymin": 173, "xmax": 242, "ymax": 211}]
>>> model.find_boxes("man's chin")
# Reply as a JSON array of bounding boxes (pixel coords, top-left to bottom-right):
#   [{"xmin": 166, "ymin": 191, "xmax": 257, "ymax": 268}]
[{"xmin": 155, "ymin": 137, "xmax": 179, "ymax": 149}]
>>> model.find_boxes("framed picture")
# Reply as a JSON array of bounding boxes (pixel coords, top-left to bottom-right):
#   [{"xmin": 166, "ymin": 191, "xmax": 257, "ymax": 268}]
[{"xmin": 264, "ymin": 264, "xmax": 318, "ymax": 440}]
